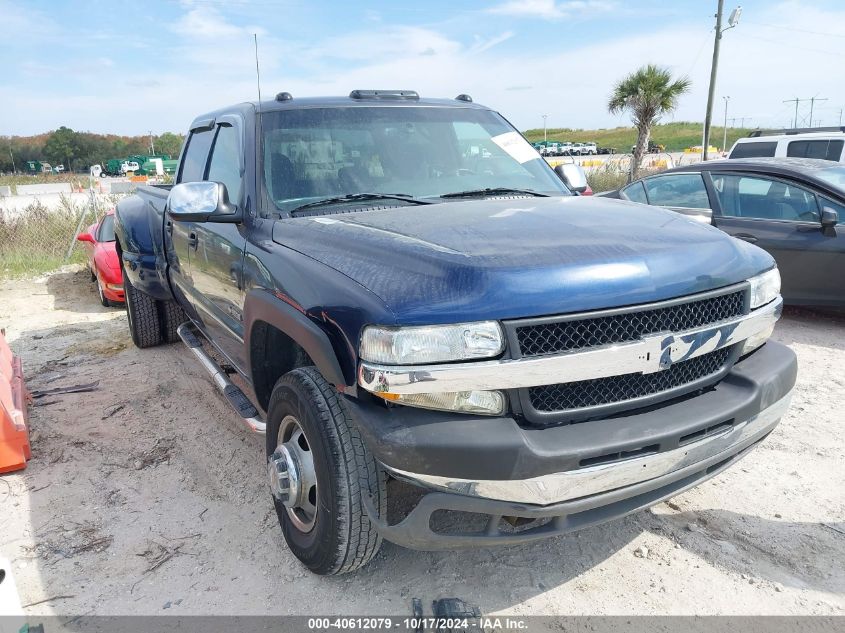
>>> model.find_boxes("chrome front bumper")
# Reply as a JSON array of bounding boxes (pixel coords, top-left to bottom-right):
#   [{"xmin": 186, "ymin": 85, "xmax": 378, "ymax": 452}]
[
  {"xmin": 383, "ymin": 390, "xmax": 791, "ymax": 506},
  {"xmin": 358, "ymin": 297, "xmax": 782, "ymax": 395}
]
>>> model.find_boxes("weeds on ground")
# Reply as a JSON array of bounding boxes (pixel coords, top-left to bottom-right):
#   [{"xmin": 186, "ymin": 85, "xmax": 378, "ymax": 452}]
[{"xmin": 0, "ymin": 197, "xmax": 89, "ymax": 278}]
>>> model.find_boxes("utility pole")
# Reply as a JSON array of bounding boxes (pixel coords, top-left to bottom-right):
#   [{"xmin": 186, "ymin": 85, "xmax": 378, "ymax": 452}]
[
  {"xmin": 542, "ymin": 114, "xmax": 548, "ymax": 143},
  {"xmin": 149, "ymin": 131, "xmax": 156, "ymax": 155},
  {"xmin": 783, "ymin": 98, "xmax": 810, "ymax": 129},
  {"xmin": 702, "ymin": 3, "xmax": 741, "ymax": 161},
  {"xmin": 8, "ymin": 145, "xmax": 15, "ymax": 173},
  {"xmin": 722, "ymin": 96, "xmax": 730, "ymax": 152},
  {"xmin": 808, "ymin": 97, "xmax": 827, "ymax": 127}
]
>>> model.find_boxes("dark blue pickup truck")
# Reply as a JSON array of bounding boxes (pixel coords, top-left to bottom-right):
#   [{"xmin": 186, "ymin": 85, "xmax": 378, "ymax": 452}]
[{"xmin": 115, "ymin": 90, "xmax": 797, "ymax": 575}]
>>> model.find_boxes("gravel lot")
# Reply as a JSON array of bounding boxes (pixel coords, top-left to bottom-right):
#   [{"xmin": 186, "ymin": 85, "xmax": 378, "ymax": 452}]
[{"xmin": 1, "ymin": 267, "xmax": 843, "ymax": 617}]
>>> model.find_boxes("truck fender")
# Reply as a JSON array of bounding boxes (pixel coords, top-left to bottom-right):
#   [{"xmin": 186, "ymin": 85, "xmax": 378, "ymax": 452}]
[
  {"xmin": 114, "ymin": 190, "xmax": 172, "ymax": 302},
  {"xmin": 243, "ymin": 289, "xmax": 348, "ymax": 391}
]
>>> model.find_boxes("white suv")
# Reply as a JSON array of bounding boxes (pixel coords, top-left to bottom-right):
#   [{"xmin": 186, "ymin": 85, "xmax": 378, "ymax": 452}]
[{"xmin": 729, "ymin": 130, "xmax": 845, "ymax": 162}]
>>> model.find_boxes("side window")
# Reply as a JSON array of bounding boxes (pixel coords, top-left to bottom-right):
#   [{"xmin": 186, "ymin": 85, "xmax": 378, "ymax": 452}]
[
  {"xmin": 714, "ymin": 174, "xmax": 820, "ymax": 222},
  {"xmin": 787, "ymin": 139, "xmax": 845, "ymax": 161},
  {"xmin": 643, "ymin": 174, "xmax": 710, "ymax": 208},
  {"xmin": 178, "ymin": 128, "xmax": 214, "ymax": 183},
  {"xmin": 207, "ymin": 124, "xmax": 243, "ymax": 203},
  {"xmin": 819, "ymin": 197, "xmax": 845, "ymax": 225},
  {"xmin": 621, "ymin": 181, "xmax": 648, "ymax": 204},
  {"xmin": 97, "ymin": 214, "xmax": 115, "ymax": 242},
  {"xmin": 729, "ymin": 141, "xmax": 777, "ymax": 158}
]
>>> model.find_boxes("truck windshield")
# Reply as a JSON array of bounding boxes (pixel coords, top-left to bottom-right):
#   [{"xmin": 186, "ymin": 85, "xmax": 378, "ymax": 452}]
[{"xmin": 261, "ymin": 106, "xmax": 569, "ymax": 214}]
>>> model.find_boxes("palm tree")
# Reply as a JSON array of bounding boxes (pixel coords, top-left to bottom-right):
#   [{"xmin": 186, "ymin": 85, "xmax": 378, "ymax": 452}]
[{"xmin": 608, "ymin": 64, "xmax": 691, "ymax": 182}]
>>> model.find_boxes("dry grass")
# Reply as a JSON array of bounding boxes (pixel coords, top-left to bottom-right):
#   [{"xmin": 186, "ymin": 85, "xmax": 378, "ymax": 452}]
[{"xmin": 0, "ymin": 194, "xmax": 126, "ymax": 279}]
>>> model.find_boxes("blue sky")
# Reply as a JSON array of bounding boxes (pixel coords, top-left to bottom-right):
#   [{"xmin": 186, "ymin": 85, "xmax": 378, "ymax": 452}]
[{"xmin": 2, "ymin": 0, "xmax": 845, "ymax": 136}]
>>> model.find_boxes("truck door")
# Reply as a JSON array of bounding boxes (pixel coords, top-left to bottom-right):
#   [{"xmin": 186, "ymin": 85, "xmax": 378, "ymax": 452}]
[
  {"xmin": 188, "ymin": 118, "xmax": 249, "ymax": 372},
  {"xmin": 166, "ymin": 122, "xmax": 216, "ymax": 322}
]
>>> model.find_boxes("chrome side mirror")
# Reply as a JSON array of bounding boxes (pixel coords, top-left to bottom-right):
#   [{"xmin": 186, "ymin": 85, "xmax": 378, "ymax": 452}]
[
  {"xmin": 167, "ymin": 181, "xmax": 240, "ymax": 223},
  {"xmin": 554, "ymin": 163, "xmax": 588, "ymax": 194}
]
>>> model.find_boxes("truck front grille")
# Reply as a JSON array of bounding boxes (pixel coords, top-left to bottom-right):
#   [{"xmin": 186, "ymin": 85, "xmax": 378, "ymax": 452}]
[
  {"xmin": 515, "ymin": 289, "xmax": 745, "ymax": 358},
  {"xmin": 506, "ymin": 285, "xmax": 749, "ymax": 426},
  {"xmin": 528, "ymin": 347, "xmax": 732, "ymax": 415}
]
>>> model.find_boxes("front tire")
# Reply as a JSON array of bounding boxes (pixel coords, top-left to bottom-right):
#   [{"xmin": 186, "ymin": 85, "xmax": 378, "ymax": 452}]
[
  {"xmin": 266, "ymin": 367, "xmax": 385, "ymax": 575},
  {"xmin": 123, "ymin": 274, "xmax": 163, "ymax": 348}
]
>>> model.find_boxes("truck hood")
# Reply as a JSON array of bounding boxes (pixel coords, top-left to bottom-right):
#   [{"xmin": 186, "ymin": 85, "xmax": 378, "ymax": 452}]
[{"xmin": 272, "ymin": 196, "xmax": 773, "ymax": 323}]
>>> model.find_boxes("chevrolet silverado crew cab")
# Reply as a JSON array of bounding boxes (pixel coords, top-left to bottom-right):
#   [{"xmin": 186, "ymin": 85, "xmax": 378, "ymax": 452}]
[{"xmin": 114, "ymin": 90, "xmax": 797, "ymax": 575}]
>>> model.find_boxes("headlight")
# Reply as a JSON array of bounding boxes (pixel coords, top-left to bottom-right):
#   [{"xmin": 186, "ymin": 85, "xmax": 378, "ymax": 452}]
[
  {"xmin": 360, "ymin": 321, "xmax": 504, "ymax": 365},
  {"xmin": 748, "ymin": 268, "xmax": 780, "ymax": 309},
  {"xmin": 376, "ymin": 390, "xmax": 506, "ymax": 416}
]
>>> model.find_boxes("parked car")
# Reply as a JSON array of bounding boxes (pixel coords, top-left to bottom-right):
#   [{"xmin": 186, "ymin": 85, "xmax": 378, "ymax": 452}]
[
  {"xmin": 599, "ymin": 157, "xmax": 845, "ymax": 306},
  {"xmin": 729, "ymin": 128, "xmax": 845, "ymax": 162},
  {"xmin": 577, "ymin": 142, "xmax": 598, "ymax": 155},
  {"xmin": 76, "ymin": 210, "xmax": 124, "ymax": 306},
  {"xmin": 115, "ymin": 90, "xmax": 795, "ymax": 575}
]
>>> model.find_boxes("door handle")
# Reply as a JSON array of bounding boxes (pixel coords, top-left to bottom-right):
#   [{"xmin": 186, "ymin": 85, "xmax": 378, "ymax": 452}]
[
  {"xmin": 188, "ymin": 232, "xmax": 198, "ymax": 249},
  {"xmin": 733, "ymin": 233, "xmax": 758, "ymax": 244},
  {"xmin": 165, "ymin": 220, "xmax": 173, "ymax": 236}
]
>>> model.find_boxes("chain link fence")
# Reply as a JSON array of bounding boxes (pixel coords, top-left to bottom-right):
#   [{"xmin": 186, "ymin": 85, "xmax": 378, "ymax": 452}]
[{"xmin": 0, "ymin": 190, "xmax": 129, "ymax": 279}]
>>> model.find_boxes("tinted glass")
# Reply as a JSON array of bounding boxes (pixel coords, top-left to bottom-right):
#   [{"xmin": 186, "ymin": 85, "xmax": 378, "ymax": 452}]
[
  {"xmin": 261, "ymin": 107, "xmax": 568, "ymax": 213},
  {"xmin": 787, "ymin": 139, "xmax": 844, "ymax": 161},
  {"xmin": 207, "ymin": 124, "xmax": 242, "ymax": 203},
  {"xmin": 711, "ymin": 174, "xmax": 820, "ymax": 221},
  {"xmin": 729, "ymin": 141, "xmax": 777, "ymax": 158},
  {"xmin": 643, "ymin": 174, "xmax": 710, "ymax": 208},
  {"xmin": 621, "ymin": 181, "xmax": 648, "ymax": 204},
  {"xmin": 179, "ymin": 129, "xmax": 214, "ymax": 182},
  {"xmin": 97, "ymin": 214, "xmax": 115, "ymax": 242}
]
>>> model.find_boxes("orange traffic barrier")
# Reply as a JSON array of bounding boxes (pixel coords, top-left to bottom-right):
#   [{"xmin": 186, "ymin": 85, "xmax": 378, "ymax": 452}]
[{"xmin": 0, "ymin": 329, "xmax": 31, "ymax": 474}]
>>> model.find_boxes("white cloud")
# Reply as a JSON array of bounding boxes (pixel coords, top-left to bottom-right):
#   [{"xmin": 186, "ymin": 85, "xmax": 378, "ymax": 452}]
[
  {"xmin": 487, "ymin": 0, "xmax": 615, "ymax": 20},
  {"xmin": 469, "ymin": 31, "xmax": 514, "ymax": 54},
  {"xmin": 3, "ymin": 1, "xmax": 845, "ymax": 136},
  {"xmin": 171, "ymin": 7, "xmax": 263, "ymax": 39}
]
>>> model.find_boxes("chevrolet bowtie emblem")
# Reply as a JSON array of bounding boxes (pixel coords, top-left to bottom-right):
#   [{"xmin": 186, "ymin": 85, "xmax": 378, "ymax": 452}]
[{"xmin": 643, "ymin": 322, "xmax": 741, "ymax": 373}]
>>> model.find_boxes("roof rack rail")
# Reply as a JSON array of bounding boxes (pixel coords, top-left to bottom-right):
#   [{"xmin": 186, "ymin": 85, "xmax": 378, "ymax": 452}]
[
  {"xmin": 748, "ymin": 126, "xmax": 845, "ymax": 137},
  {"xmin": 349, "ymin": 90, "xmax": 419, "ymax": 100}
]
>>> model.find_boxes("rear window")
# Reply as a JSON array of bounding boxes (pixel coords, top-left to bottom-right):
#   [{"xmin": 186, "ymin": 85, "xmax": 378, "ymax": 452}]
[
  {"xmin": 786, "ymin": 139, "xmax": 844, "ymax": 161},
  {"xmin": 729, "ymin": 141, "xmax": 777, "ymax": 158}
]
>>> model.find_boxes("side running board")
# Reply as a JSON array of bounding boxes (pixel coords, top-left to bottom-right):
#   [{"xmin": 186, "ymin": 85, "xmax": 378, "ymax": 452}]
[{"xmin": 177, "ymin": 323, "xmax": 266, "ymax": 434}]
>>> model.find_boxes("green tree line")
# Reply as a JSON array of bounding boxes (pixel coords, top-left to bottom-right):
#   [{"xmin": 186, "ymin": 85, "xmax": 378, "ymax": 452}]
[{"xmin": 1, "ymin": 128, "xmax": 185, "ymax": 173}]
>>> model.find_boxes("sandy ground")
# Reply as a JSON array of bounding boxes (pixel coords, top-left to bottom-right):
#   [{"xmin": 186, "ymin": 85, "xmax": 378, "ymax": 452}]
[{"xmin": 0, "ymin": 266, "xmax": 843, "ymax": 617}]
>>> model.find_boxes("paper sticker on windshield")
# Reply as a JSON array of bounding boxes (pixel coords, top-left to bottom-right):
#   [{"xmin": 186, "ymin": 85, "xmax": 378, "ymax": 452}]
[{"xmin": 491, "ymin": 132, "xmax": 540, "ymax": 164}]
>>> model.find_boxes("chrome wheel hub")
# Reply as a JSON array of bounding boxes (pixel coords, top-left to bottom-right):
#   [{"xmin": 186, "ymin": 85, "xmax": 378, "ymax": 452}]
[{"xmin": 268, "ymin": 415, "xmax": 318, "ymax": 532}]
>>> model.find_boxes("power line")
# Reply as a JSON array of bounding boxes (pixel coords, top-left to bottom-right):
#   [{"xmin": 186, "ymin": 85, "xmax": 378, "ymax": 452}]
[
  {"xmin": 743, "ymin": 33, "xmax": 845, "ymax": 58},
  {"xmin": 744, "ymin": 20, "xmax": 845, "ymax": 39}
]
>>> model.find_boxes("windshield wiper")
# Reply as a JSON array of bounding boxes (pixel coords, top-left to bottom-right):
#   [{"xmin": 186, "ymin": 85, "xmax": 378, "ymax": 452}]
[
  {"xmin": 289, "ymin": 192, "xmax": 432, "ymax": 214},
  {"xmin": 439, "ymin": 187, "xmax": 550, "ymax": 199}
]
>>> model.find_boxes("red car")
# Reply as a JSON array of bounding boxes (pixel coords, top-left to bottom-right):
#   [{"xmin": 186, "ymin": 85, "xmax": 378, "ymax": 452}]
[{"xmin": 77, "ymin": 211, "xmax": 124, "ymax": 306}]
